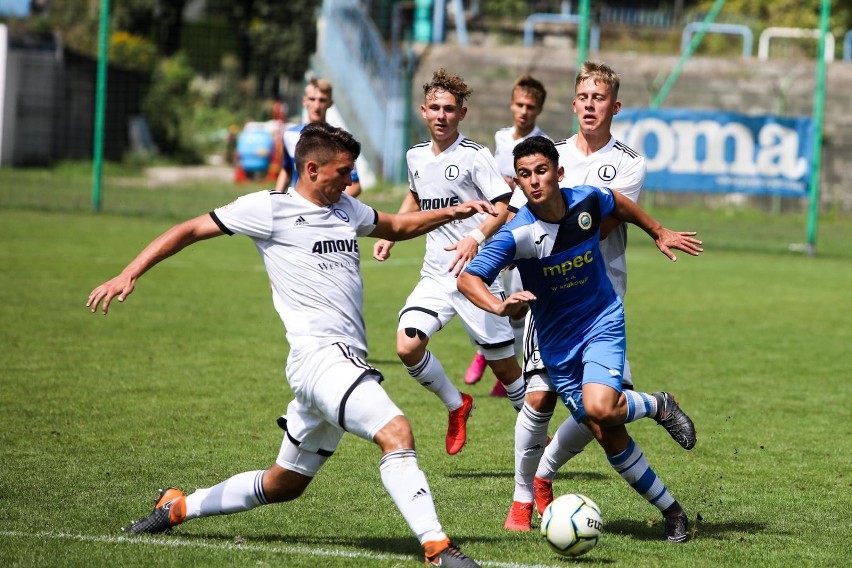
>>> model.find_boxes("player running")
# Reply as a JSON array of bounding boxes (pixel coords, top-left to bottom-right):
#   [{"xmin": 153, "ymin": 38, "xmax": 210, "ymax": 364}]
[
  {"xmin": 373, "ymin": 69, "xmax": 527, "ymax": 456},
  {"xmin": 458, "ymin": 135, "xmax": 702, "ymax": 542},
  {"xmin": 87, "ymin": 122, "xmax": 483, "ymax": 568}
]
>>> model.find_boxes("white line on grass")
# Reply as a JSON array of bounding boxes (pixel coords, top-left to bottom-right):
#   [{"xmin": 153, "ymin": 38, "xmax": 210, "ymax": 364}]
[{"xmin": 0, "ymin": 530, "xmax": 569, "ymax": 568}]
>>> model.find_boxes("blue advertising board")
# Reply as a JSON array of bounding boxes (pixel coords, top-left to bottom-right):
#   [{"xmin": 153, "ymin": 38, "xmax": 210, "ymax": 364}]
[{"xmin": 611, "ymin": 109, "xmax": 813, "ymax": 196}]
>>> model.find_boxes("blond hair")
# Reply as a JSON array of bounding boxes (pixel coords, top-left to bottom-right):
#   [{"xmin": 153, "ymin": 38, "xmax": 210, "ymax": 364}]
[{"xmin": 575, "ymin": 61, "xmax": 620, "ymax": 98}]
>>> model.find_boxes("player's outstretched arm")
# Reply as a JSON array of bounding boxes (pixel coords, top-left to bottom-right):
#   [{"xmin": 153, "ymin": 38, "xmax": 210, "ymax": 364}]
[
  {"xmin": 444, "ymin": 197, "xmax": 512, "ymax": 277},
  {"xmin": 370, "ymin": 200, "xmax": 496, "ymax": 243},
  {"xmin": 372, "ymin": 191, "xmax": 421, "ymax": 261},
  {"xmin": 457, "ymin": 272, "xmax": 535, "ymax": 318},
  {"xmin": 610, "ymin": 191, "xmax": 703, "ymax": 261},
  {"xmin": 86, "ymin": 214, "xmax": 224, "ymax": 315}
]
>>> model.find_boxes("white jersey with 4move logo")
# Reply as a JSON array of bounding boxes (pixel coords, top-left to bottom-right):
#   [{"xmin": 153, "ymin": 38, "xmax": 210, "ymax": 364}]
[
  {"xmin": 407, "ymin": 134, "xmax": 513, "ymax": 290},
  {"xmin": 211, "ymin": 189, "xmax": 378, "ymax": 352}
]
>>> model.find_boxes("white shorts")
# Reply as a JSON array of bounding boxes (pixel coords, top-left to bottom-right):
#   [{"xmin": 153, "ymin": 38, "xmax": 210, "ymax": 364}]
[
  {"xmin": 522, "ymin": 312, "xmax": 634, "ymax": 388},
  {"xmin": 398, "ymin": 276, "xmax": 515, "ymax": 360},
  {"xmin": 276, "ymin": 343, "xmax": 403, "ymax": 476}
]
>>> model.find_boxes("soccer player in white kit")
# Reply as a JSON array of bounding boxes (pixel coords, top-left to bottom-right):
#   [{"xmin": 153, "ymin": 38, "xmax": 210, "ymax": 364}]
[
  {"xmin": 373, "ymin": 69, "xmax": 528, "ymax": 456},
  {"xmin": 87, "ymin": 122, "xmax": 485, "ymax": 568},
  {"xmin": 464, "ymin": 74, "xmax": 550, "ymax": 396},
  {"xmin": 502, "ymin": 62, "xmax": 696, "ymax": 531}
]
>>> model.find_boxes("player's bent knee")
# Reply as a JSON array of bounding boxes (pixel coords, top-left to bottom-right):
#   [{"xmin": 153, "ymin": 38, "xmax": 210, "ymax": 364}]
[
  {"xmin": 526, "ymin": 390, "xmax": 558, "ymax": 412},
  {"xmin": 374, "ymin": 415, "xmax": 415, "ymax": 453},
  {"xmin": 396, "ymin": 328, "xmax": 427, "ymax": 361},
  {"xmin": 262, "ymin": 465, "xmax": 313, "ymax": 503}
]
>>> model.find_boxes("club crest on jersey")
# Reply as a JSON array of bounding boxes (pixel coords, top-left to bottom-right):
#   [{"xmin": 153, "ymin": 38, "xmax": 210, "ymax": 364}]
[
  {"xmin": 444, "ymin": 165, "xmax": 460, "ymax": 181},
  {"xmin": 578, "ymin": 212, "xmax": 593, "ymax": 230},
  {"xmin": 598, "ymin": 164, "xmax": 617, "ymax": 182},
  {"xmin": 332, "ymin": 208, "xmax": 350, "ymax": 222}
]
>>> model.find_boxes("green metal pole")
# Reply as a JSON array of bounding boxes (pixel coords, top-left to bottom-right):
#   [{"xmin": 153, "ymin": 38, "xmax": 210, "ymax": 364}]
[
  {"xmin": 573, "ymin": 0, "xmax": 590, "ymax": 135},
  {"xmin": 92, "ymin": 0, "xmax": 109, "ymax": 212},
  {"xmin": 805, "ymin": 0, "xmax": 830, "ymax": 256},
  {"xmin": 651, "ymin": 0, "xmax": 726, "ymax": 109}
]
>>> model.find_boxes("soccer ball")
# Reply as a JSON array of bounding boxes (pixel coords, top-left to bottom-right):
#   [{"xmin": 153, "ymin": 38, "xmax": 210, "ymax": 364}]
[{"xmin": 540, "ymin": 493, "xmax": 603, "ymax": 557}]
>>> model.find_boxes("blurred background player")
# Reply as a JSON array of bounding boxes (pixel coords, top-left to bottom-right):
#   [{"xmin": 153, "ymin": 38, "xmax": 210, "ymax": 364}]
[
  {"xmin": 88, "ymin": 122, "xmax": 484, "ymax": 568},
  {"xmin": 373, "ymin": 69, "xmax": 527, "ymax": 455},
  {"xmin": 464, "ymin": 74, "xmax": 550, "ymax": 398},
  {"xmin": 275, "ymin": 77, "xmax": 362, "ymax": 197}
]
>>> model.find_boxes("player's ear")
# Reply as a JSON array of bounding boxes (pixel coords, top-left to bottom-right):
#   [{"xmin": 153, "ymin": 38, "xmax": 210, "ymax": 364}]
[
  {"xmin": 612, "ymin": 100, "xmax": 621, "ymax": 115},
  {"xmin": 557, "ymin": 165, "xmax": 565, "ymax": 182},
  {"xmin": 459, "ymin": 106, "xmax": 468, "ymax": 121}
]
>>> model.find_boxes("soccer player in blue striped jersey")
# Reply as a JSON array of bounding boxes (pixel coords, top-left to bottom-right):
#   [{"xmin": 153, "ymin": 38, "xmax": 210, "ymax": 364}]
[{"xmin": 458, "ymin": 136, "xmax": 702, "ymax": 542}]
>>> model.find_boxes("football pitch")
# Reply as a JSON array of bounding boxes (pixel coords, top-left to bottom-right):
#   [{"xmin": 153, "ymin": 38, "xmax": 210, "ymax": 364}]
[{"xmin": 1, "ymin": 205, "xmax": 850, "ymax": 567}]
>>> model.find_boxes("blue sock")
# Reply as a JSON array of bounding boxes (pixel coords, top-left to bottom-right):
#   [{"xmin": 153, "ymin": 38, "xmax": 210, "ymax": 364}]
[
  {"xmin": 623, "ymin": 390, "xmax": 658, "ymax": 422},
  {"xmin": 607, "ymin": 439, "xmax": 675, "ymax": 512}
]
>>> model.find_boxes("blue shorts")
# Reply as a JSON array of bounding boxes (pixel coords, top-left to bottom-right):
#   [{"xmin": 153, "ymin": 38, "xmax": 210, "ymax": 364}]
[{"xmin": 546, "ymin": 319, "xmax": 626, "ymax": 423}]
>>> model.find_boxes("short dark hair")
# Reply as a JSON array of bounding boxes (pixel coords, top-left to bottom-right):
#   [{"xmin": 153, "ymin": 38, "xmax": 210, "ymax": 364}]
[
  {"xmin": 513, "ymin": 135, "xmax": 559, "ymax": 171},
  {"xmin": 294, "ymin": 122, "xmax": 361, "ymax": 175}
]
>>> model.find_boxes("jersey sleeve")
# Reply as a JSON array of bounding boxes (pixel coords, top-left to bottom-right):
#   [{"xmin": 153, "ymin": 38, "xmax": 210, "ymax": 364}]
[
  {"xmin": 610, "ymin": 156, "xmax": 646, "ymax": 203},
  {"xmin": 345, "ymin": 195, "xmax": 379, "ymax": 236},
  {"xmin": 473, "ymin": 148, "xmax": 513, "ymax": 203},
  {"xmin": 464, "ymin": 226, "xmax": 517, "ymax": 286},
  {"xmin": 210, "ymin": 190, "xmax": 274, "ymax": 239},
  {"xmin": 508, "ymin": 189, "xmax": 527, "ymax": 213},
  {"xmin": 591, "ymin": 185, "xmax": 617, "ymax": 219}
]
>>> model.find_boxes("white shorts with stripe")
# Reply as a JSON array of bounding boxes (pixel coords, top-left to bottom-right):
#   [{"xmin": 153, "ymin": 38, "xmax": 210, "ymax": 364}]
[
  {"xmin": 276, "ymin": 342, "xmax": 403, "ymax": 476},
  {"xmin": 397, "ymin": 276, "xmax": 515, "ymax": 360}
]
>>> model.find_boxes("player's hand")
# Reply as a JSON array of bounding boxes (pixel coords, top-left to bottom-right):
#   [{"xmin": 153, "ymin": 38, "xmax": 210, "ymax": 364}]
[
  {"xmin": 452, "ymin": 200, "xmax": 497, "ymax": 220},
  {"xmin": 500, "ymin": 291, "xmax": 536, "ymax": 318},
  {"xmin": 654, "ymin": 229, "xmax": 703, "ymax": 261},
  {"xmin": 86, "ymin": 273, "xmax": 136, "ymax": 315},
  {"xmin": 373, "ymin": 239, "xmax": 395, "ymax": 261},
  {"xmin": 444, "ymin": 236, "xmax": 480, "ymax": 278}
]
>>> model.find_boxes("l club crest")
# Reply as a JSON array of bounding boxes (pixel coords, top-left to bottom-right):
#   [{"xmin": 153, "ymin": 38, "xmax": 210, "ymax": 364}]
[
  {"xmin": 598, "ymin": 164, "xmax": 617, "ymax": 182},
  {"xmin": 445, "ymin": 165, "xmax": 460, "ymax": 181}
]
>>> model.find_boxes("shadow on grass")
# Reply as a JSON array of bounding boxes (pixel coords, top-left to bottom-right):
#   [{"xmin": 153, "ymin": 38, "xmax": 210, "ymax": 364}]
[{"xmin": 604, "ymin": 516, "xmax": 766, "ymax": 542}]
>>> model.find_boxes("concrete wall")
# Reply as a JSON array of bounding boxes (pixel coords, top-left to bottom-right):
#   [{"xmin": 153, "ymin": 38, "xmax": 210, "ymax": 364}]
[{"xmin": 412, "ymin": 44, "xmax": 852, "ymax": 212}]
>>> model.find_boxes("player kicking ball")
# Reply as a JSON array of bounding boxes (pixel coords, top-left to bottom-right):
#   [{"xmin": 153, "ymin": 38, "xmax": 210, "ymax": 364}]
[
  {"xmin": 87, "ymin": 122, "xmax": 484, "ymax": 568},
  {"xmin": 458, "ymin": 136, "xmax": 702, "ymax": 543}
]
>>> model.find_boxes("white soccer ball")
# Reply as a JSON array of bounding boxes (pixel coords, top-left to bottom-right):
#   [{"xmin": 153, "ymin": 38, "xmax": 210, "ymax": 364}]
[{"xmin": 540, "ymin": 493, "xmax": 603, "ymax": 557}]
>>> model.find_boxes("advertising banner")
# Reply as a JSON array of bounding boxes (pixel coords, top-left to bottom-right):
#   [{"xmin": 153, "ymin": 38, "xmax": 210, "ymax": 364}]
[{"xmin": 611, "ymin": 108, "xmax": 813, "ymax": 196}]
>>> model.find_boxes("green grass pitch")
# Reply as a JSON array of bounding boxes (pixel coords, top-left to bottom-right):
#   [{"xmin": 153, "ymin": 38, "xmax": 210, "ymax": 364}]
[{"xmin": 1, "ymin": 201, "xmax": 850, "ymax": 567}]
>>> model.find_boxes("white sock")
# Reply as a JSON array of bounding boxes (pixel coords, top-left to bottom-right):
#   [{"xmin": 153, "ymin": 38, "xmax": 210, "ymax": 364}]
[
  {"xmin": 379, "ymin": 449, "xmax": 446, "ymax": 544},
  {"xmin": 536, "ymin": 417, "xmax": 594, "ymax": 481},
  {"xmin": 405, "ymin": 351, "xmax": 463, "ymax": 410},
  {"xmin": 623, "ymin": 390, "xmax": 659, "ymax": 423},
  {"xmin": 513, "ymin": 402, "xmax": 552, "ymax": 503},
  {"xmin": 184, "ymin": 470, "xmax": 268, "ymax": 520},
  {"xmin": 503, "ymin": 376, "xmax": 527, "ymax": 411}
]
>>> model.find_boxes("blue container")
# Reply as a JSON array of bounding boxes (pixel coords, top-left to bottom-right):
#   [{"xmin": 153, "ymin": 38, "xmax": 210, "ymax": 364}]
[{"xmin": 236, "ymin": 128, "xmax": 275, "ymax": 174}]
